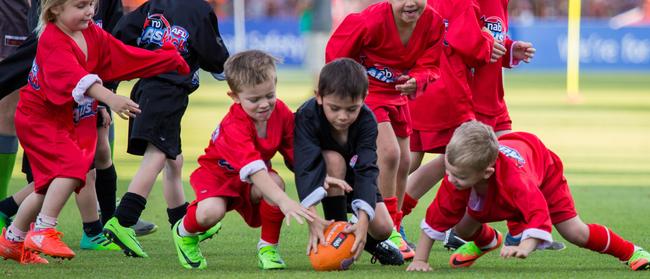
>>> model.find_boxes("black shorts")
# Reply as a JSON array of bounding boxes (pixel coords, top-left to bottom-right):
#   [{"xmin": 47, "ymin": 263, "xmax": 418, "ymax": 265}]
[
  {"xmin": 127, "ymin": 80, "xmax": 189, "ymax": 159},
  {"xmin": 22, "ymin": 154, "xmax": 95, "ymax": 184}
]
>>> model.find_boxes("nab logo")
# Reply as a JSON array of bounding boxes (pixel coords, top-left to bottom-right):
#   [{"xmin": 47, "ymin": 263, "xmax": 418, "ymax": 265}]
[
  {"xmin": 73, "ymin": 98, "xmax": 95, "ymax": 124},
  {"xmin": 27, "ymin": 60, "xmax": 40, "ymax": 90},
  {"xmin": 331, "ymin": 233, "xmax": 348, "ymax": 249},
  {"xmin": 499, "ymin": 145, "xmax": 525, "ymax": 168},
  {"xmin": 210, "ymin": 125, "xmax": 220, "ymax": 142},
  {"xmin": 482, "ymin": 16, "xmax": 505, "ymax": 42},
  {"xmin": 442, "ymin": 19, "xmax": 449, "ymax": 46},
  {"xmin": 349, "ymin": 155, "xmax": 358, "ymax": 168},
  {"xmin": 95, "ymin": 20, "xmax": 103, "ymax": 28},
  {"xmin": 367, "ymin": 66, "xmax": 396, "ymax": 83}
]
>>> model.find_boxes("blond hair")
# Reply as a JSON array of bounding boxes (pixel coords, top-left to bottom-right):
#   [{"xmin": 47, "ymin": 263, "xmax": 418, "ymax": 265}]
[
  {"xmin": 446, "ymin": 121, "xmax": 499, "ymax": 171},
  {"xmin": 36, "ymin": 0, "xmax": 96, "ymax": 37},
  {"xmin": 224, "ymin": 50, "xmax": 279, "ymax": 93}
]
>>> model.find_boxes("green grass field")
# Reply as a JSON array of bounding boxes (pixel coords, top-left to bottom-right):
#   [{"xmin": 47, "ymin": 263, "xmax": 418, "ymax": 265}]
[{"xmin": 2, "ymin": 71, "xmax": 650, "ymax": 278}]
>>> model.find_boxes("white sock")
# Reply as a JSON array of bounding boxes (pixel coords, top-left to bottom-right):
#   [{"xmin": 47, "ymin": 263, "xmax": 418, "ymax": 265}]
[
  {"xmin": 6, "ymin": 224, "xmax": 27, "ymax": 242},
  {"xmin": 479, "ymin": 234, "xmax": 499, "ymax": 250},
  {"xmin": 177, "ymin": 218, "xmax": 198, "ymax": 237},
  {"xmin": 257, "ymin": 239, "xmax": 275, "ymax": 251},
  {"xmin": 35, "ymin": 214, "xmax": 57, "ymax": 231}
]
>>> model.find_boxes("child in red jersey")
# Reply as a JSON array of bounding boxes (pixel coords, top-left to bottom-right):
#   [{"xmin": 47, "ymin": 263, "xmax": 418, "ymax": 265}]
[
  {"xmin": 326, "ymin": 0, "xmax": 443, "ymax": 260},
  {"xmin": 407, "ymin": 121, "xmax": 650, "ymax": 272},
  {"xmin": 170, "ymin": 50, "xmax": 315, "ymax": 270},
  {"xmin": 0, "ymin": 0, "xmax": 188, "ymax": 263},
  {"xmin": 403, "ymin": 0, "xmax": 504, "ymax": 232}
]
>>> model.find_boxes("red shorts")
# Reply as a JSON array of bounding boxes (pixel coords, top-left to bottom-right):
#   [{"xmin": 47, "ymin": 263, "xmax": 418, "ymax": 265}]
[
  {"xmin": 365, "ymin": 102, "xmax": 412, "ymax": 138},
  {"xmin": 15, "ymin": 105, "xmax": 95, "ymax": 194},
  {"xmin": 475, "ymin": 109, "xmax": 512, "ymax": 133},
  {"xmin": 506, "ymin": 151, "xmax": 578, "ymax": 235},
  {"xmin": 410, "ymin": 127, "xmax": 457, "ymax": 154},
  {"xmin": 189, "ymin": 167, "xmax": 279, "ymax": 228}
]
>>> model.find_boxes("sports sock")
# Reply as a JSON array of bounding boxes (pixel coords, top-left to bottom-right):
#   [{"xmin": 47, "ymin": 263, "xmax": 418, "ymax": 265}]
[
  {"xmin": 0, "ymin": 196, "xmax": 19, "ymax": 217},
  {"xmin": 34, "ymin": 213, "xmax": 57, "ymax": 231},
  {"xmin": 83, "ymin": 219, "xmax": 103, "ymax": 237},
  {"xmin": 167, "ymin": 202, "xmax": 188, "ymax": 228},
  {"xmin": 114, "ymin": 192, "xmax": 146, "ymax": 228},
  {"xmin": 257, "ymin": 239, "xmax": 275, "ymax": 251},
  {"xmin": 584, "ymin": 223, "xmax": 635, "ymax": 261},
  {"xmin": 364, "ymin": 234, "xmax": 382, "ymax": 251},
  {"xmin": 259, "ymin": 199, "xmax": 284, "ymax": 245},
  {"xmin": 177, "ymin": 217, "xmax": 198, "ymax": 237},
  {"xmin": 321, "ymin": 195, "xmax": 347, "ymax": 222},
  {"xmin": 95, "ymin": 164, "xmax": 117, "ymax": 225},
  {"xmin": 383, "ymin": 196, "xmax": 399, "ymax": 228},
  {"xmin": 0, "ymin": 135, "xmax": 18, "ymax": 199},
  {"xmin": 469, "ymin": 223, "xmax": 497, "ymax": 249},
  {"xmin": 182, "ymin": 204, "xmax": 209, "ymax": 234},
  {"xmin": 6, "ymin": 223, "xmax": 26, "ymax": 242},
  {"xmin": 401, "ymin": 193, "xmax": 418, "ymax": 216}
]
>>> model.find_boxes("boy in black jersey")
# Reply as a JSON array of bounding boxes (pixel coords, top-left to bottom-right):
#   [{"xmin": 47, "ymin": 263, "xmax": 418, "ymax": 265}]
[
  {"xmin": 295, "ymin": 58, "xmax": 404, "ymax": 266},
  {"xmin": 103, "ymin": 0, "xmax": 229, "ymax": 258}
]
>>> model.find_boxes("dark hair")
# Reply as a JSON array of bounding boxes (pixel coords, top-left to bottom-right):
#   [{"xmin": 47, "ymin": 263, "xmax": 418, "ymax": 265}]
[
  {"xmin": 224, "ymin": 50, "xmax": 279, "ymax": 93},
  {"xmin": 317, "ymin": 58, "xmax": 368, "ymax": 100}
]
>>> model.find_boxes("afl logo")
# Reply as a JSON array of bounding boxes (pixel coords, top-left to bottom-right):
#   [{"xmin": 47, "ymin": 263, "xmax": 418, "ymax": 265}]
[
  {"xmin": 27, "ymin": 60, "xmax": 40, "ymax": 90},
  {"xmin": 482, "ymin": 16, "xmax": 505, "ymax": 42}
]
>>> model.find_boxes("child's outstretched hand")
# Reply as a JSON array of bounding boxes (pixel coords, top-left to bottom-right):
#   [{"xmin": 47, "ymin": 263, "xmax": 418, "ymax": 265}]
[
  {"xmin": 491, "ymin": 40, "xmax": 506, "ymax": 63},
  {"xmin": 512, "ymin": 41, "xmax": 536, "ymax": 63},
  {"xmin": 406, "ymin": 260, "xmax": 432, "ymax": 272},
  {"xmin": 278, "ymin": 198, "xmax": 316, "ymax": 226},
  {"xmin": 306, "ymin": 215, "xmax": 333, "ymax": 255},
  {"xmin": 342, "ymin": 213, "xmax": 369, "ymax": 260},
  {"xmin": 500, "ymin": 246, "xmax": 530, "ymax": 258},
  {"xmin": 323, "ymin": 175, "xmax": 353, "ymax": 193},
  {"xmin": 396, "ymin": 75, "xmax": 417, "ymax": 98},
  {"xmin": 108, "ymin": 94, "xmax": 141, "ymax": 119}
]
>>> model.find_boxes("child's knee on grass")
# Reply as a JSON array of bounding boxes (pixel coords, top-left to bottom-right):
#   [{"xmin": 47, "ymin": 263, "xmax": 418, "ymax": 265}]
[{"xmin": 196, "ymin": 198, "xmax": 226, "ymax": 228}]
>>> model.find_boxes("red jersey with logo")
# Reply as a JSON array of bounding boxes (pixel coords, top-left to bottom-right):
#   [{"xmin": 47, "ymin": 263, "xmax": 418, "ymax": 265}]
[
  {"xmin": 16, "ymin": 22, "xmax": 187, "ymax": 190},
  {"xmin": 470, "ymin": 0, "xmax": 520, "ymax": 116},
  {"xmin": 422, "ymin": 132, "xmax": 577, "ymax": 246},
  {"xmin": 191, "ymin": 100, "xmax": 294, "ymax": 186},
  {"xmin": 410, "ymin": 0, "xmax": 494, "ymax": 131},
  {"xmin": 326, "ymin": 2, "xmax": 443, "ymax": 106}
]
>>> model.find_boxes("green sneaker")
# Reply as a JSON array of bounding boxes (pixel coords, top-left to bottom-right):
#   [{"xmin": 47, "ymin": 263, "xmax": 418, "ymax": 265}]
[
  {"xmin": 387, "ymin": 228, "xmax": 415, "ymax": 260},
  {"xmin": 0, "ymin": 212, "xmax": 10, "ymax": 229},
  {"xmin": 257, "ymin": 245, "xmax": 287, "ymax": 270},
  {"xmin": 449, "ymin": 230, "xmax": 502, "ymax": 268},
  {"xmin": 198, "ymin": 222, "xmax": 222, "ymax": 243},
  {"xmin": 80, "ymin": 231, "xmax": 121, "ymax": 251},
  {"xmin": 628, "ymin": 249, "xmax": 650, "ymax": 271},
  {"xmin": 103, "ymin": 217, "xmax": 148, "ymax": 258},
  {"xmin": 172, "ymin": 220, "xmax": 206, "ymax": 270}
]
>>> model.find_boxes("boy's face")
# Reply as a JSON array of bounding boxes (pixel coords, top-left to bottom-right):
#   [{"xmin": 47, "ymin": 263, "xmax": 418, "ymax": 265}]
[
  {"xmin": 316, "ymin": 92, "xmax": 364, "ymax": 133},
  {"xmin": 389, "ymin": 0, "xmax": 426, "ymax": 25},
  {"xmin": 444, "ymin": 155, "xmax": 495, "ymax": 191},
  {"xmin": 228, "ymin": 74, "xmax": 277, "ymax": 123}
]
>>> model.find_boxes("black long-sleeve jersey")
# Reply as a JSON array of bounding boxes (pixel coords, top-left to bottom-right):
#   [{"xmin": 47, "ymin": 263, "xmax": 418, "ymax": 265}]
[
  {"xmin": 112, "ymin": 0, "xmax": 229, "ymax": 92},
  {"xmin": 294, "ymin": 97, "xmax": 380, "ymax": 220}
]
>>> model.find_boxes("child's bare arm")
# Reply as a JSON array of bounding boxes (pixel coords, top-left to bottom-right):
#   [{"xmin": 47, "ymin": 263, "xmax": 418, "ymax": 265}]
[
  {"xmin": 249, "ymin": 170, "xmax": 315, "ymax": 225},
  {"xmin": 86, "ymin": 83, "xmax": 140, "ymax": 119},
  {"xmin": 407, "ymin": 230, "xmax": 434, "ymax": 272}
]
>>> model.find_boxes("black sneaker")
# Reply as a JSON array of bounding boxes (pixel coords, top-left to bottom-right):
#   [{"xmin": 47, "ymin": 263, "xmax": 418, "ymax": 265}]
[
  {"xmin": 443, "ymin": 229, "xmax": 467, "ymax": 251},
  {"xmin": 366, "ymin": 240, "xmax": 405, "ymax": 265}
]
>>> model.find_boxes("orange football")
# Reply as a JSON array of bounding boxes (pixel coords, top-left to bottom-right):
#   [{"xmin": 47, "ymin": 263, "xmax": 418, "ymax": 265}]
[{"xmin": 309, "ymin": 221, "xmax": 356, "ymax": 271}]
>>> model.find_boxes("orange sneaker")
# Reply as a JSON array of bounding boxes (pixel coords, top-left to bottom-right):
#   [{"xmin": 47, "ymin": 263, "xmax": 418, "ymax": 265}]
[
  {"xmin": 0, "ymin": 228, "xmax": 23, "ymax": 262},
  {"xmin": 25, "ymin": 227, "xmax": 75, "ymax": 259},
  {"xmin": 0, "ymin": 228, "xmax": 48, "ymax": 264}
]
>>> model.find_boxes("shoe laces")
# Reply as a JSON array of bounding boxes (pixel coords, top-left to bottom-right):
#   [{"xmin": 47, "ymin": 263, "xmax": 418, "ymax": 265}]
[
  {"xmin": 260, "ymin": 246, "xmax": 282, "ymax": 262},
  {"xmin": 40, "ymin": 229, "xmax": 66, "ymax": 246}
]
